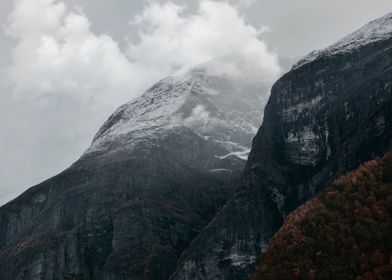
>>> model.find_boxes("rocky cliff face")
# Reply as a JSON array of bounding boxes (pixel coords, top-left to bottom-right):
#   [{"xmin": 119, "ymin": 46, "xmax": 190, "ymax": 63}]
[
  {"xmin": 172, "ymin": 12, "xmax": 392, "ymax": 280},
  {"xmin": 0, "ymin": 56, "xmax": 273, "ymax": 280}
]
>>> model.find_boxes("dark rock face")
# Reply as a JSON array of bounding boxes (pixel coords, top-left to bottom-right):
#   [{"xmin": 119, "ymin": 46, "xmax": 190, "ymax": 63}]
[
  {"xmin": 0, "ymin": 57, "xmax": 273, "ymax": 280},
  {"xmin": 0, "ymin": 138, "xmax": 239, "ymax": 280},
  {"xmin": 172, "ymin": 14, "xmax": 392, "ymax": 280}
]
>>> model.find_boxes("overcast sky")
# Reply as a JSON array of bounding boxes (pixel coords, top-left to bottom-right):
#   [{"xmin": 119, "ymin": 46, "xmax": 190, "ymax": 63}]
[{"xmin": 0, "ymin": 0, "xmax": 391, "ymax": 205}]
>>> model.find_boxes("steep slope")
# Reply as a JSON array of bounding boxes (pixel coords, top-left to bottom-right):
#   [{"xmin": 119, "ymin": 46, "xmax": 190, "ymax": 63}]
[
  {"xmin": 172, "ymin": 12, "xmax": 392, "ymax": 280},
  {"xmin": 0, "ymin": 56, "xmax": 273, "ymax": 280},
  {"xmin": 253, "ymin": 152, "xmax": 392, "ymax": 280}
]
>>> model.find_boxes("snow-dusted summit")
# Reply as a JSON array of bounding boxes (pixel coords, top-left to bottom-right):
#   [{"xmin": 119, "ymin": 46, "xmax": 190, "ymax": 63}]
[
  {"xmin": 0, "ymin": 55, "xmax": 279, "ymax": 280},
  {"xmin": 294, "ymin": 12, "xmax": 392, "ymax": 69},
  {"xmin": 86, "ymin": 55, "xmax": 274, "ymax": 162}
]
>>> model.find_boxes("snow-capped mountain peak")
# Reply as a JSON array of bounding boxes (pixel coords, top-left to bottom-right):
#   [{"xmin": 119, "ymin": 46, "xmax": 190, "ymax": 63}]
[
  {"xmin": 293, "ymin": 12, "xmax": 392, "ymax": 69},
  {"xmin": 85, "ymin": 56, "xmax": 272, "ymax": 160}
]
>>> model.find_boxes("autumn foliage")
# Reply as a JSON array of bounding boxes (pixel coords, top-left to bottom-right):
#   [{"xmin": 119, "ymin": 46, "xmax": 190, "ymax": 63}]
[{"xmin": 253, "ymin": 152, "xmax": 392, "ymax": 280}]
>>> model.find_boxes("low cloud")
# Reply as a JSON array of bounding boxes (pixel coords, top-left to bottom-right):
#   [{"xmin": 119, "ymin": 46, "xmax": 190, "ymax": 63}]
[
  {"xmin": 183, "ymin": 105, "xmax": 211, "ymax": 128},
  {"xmin": 182, "ymin": 105, "xmax": 232, "ymax": 134}
]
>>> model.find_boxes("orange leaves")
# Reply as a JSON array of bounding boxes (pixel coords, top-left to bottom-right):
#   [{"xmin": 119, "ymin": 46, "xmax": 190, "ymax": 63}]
[
  {"xmin": 253, "ymin": 152, "xmax": 392, "ymax": 280},
  {"xmin": 325, "ymin": 191, "xmax": 338, "ymax": 200},
  {"xmin": 370, "ymin": 250, "xmax": 386, "ymax": 267}
]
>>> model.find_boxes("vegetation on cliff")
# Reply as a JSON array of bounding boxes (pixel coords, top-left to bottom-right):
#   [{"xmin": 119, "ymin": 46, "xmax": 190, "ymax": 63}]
[{"xmin": 253, "ymin": 152, "xmax": 392, "ymax": 280}]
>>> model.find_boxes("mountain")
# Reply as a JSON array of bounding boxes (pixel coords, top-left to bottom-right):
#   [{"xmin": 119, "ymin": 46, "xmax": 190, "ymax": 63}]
[
  {"xmin": 0, "ymin": 56, "xmax": 273, "ymax": 280},
  {"xmin": 253, "ymin": 152, "xmax": 392, "ymax": 280},
  {"xmin": 171, "ymin": 12, "xmax": 392, "ymax": 280}
]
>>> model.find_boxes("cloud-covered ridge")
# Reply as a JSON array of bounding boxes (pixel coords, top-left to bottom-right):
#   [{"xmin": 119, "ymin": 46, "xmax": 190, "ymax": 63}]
[{"xmin": 0, "ymin": 0, "xmax": 280, "ymax": 205}]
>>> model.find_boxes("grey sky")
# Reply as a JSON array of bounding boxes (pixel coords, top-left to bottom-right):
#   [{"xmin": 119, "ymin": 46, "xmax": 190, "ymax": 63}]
[
  {"xmin": 63, "ymin": 0, "xmax": 392, "ymax": 57},
  {"xmin": 3, "ymin": 0, "xmax": 389, "ymax": 58},
  {"xmin": 2, "ymin": 0, "xmax": 390, "ymax": 61},
  {"xmin": 0, "ymin": 0, "xmax": 391, "ymax": 205}
]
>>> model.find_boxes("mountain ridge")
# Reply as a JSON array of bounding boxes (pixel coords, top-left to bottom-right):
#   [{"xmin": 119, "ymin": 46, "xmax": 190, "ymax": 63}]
[
  {"xmin": 171, "ymin": 12, "xmax": 392, "ymax": 280},
  {"xmin": 293, "ymin": 12, "xmax": 392, "ymax": 69},
  {"xmin": 0, "ymin": 55, "xmax": 273, "ymax": 280}
]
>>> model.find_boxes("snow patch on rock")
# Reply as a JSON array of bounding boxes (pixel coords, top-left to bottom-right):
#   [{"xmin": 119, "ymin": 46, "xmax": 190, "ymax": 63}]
[
  {"xmin": 286, "ymin": 127, "xmax": 320, "ymax": 166},
  {"xmin": 282, "ymin": 96, "xmax": 322, "ymax": 122}
]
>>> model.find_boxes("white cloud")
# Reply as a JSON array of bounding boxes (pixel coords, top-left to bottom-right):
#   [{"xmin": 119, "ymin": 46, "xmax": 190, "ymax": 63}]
[
  {"xmin": 0, "ymin": 0, "xmax": 280, "ymax": 204},
  {"xmin": 183, "ymin": 105, "xmax": 211, "ymax": 128},
  {"xmin": 128, "ymin": 1, "xmax": 280, "ymax": 82},
  {"xmin": 5, "ymin": 0, "xmax": 138, "ymax": 107},
  {"xmin": 182, "ymin": 105, "xmax": 232, "ymax": 134},
  {"xmin": 5, "ymin": 0, "xmax": 279, "ymax": 105}
]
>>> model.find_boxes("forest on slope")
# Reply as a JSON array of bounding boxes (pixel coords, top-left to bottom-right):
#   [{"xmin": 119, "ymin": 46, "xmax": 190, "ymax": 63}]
[{"xmin": 253, "ymin": 152, "xmax": 392, "ymax": 280}]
